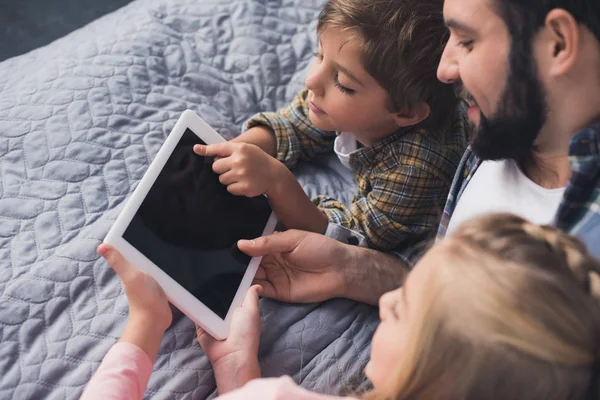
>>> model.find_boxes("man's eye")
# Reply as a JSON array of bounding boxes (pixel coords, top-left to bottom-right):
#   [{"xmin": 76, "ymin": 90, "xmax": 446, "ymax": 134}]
[{"xmin": 457, "ymin": 40, "xmax": 474, "ymax": 50}]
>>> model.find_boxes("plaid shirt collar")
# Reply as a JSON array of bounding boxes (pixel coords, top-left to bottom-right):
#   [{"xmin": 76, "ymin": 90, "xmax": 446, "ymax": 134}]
[
  {"xmin": 555, "ymin": 122, "xmax": 600, "ymax": 258},
  {"xmin": 348, "ymin": 126, "xmax": 415, "ymax": 170},
  {"xmin": 438, "ymin": 122, "xmax": 600, "ymax": 255},
  {"xmin": 437, "ymin": 146, "xmax": 480, "ymax": 238}
]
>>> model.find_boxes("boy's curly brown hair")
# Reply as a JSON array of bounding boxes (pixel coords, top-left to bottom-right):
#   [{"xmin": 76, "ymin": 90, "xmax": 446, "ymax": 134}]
[{"xmin": 317, "ymin": 0, "xmax": 457, "ymax": 133}]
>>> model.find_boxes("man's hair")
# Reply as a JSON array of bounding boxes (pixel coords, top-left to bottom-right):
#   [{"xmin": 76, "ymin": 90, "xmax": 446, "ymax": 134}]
[
  {"xmin": 317, "ymin": 0, "xmax": 457, "ymax": 133},
  {"xmin": 494, "ymin": 0, "xmax": 600, "ymax": 45}
]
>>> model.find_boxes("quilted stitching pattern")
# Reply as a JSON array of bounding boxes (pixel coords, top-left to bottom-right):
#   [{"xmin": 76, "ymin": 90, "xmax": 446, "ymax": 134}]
[{"xmin": 0, "ymin": 0, "xmax": 378, "ymax": 398}]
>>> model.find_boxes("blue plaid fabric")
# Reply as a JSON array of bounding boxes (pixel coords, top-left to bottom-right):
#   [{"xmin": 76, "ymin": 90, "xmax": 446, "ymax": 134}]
[{"xmin": 436, "ymin": 122, "xmax": 600, "ymax": 261}]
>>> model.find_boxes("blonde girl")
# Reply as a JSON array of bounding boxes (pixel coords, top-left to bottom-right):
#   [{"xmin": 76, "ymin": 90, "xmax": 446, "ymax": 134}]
[{"xmin": 82, "ymin": 213, "xmax": 600, "ymax": 400}]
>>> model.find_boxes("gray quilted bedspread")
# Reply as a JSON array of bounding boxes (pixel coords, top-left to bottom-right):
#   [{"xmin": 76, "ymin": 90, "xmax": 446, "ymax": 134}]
[{"xmin": 0, "ymin": 0, "xmax": 380, "ymax": 398}]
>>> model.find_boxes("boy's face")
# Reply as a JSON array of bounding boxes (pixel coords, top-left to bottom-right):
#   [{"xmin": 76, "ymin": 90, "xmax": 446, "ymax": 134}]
[{"xmin": 305, "ymin": 28, "xmax": 402, "ymax": 145}]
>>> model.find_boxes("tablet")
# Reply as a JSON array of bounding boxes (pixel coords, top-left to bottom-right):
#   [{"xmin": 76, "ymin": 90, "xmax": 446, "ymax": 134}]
[{"xmin": 104, "ymin": 110, "xmax": 277, "ymax": 340}]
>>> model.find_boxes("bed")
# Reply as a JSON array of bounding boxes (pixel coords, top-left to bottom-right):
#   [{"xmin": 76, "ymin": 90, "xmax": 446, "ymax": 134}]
[{"xmin": 0, "ymin": 0, "xmax": 380, "ymax": 398}]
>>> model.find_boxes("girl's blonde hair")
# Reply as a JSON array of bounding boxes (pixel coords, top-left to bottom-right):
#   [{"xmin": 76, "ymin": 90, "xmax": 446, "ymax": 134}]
[{"xmin": 364, "ymin": 213, "xmax": 600, "ymax": 399}]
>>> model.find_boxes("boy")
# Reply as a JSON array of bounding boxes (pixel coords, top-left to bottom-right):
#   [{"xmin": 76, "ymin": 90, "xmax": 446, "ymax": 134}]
[{"xmin": 195, "ymin": 0, "xmax": 467, "ymax": 252}]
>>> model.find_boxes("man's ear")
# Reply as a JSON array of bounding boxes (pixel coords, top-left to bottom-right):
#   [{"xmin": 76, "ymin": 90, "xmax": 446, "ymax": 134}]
[
  {"xmin": 544, "ymin": 9, "xmax": 580, "ymax": 77},
  {"xmin": 392, "ymin": 101, "xmax": 430, "ymax": 127}
]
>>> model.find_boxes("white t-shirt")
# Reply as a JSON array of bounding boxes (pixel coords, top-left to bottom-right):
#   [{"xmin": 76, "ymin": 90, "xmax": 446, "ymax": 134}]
[
  {"xmin": 333, "ymin": 132, "xmax": 359, "ymax": 169},
  {"xmin": 445, "ymin": 159, "xmax": 565, "ymax": 236}
]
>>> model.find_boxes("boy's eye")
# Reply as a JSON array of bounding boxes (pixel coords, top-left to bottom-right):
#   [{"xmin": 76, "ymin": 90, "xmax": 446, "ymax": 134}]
[
  {"xmin": 313, "ymin": 51, "xmax": 324, "ymax": 61},
  {"xmin": 334, "ymin": 73, "xmax": 355, "ymax": 95}
]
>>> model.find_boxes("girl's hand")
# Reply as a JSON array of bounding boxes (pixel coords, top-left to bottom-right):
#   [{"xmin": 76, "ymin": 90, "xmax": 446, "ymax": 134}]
[
  {"xmin": 193, "ymin": 142, "xmax": 284, "ymax": 198},
  {"xmin": 196, "ymin": 285, "xmax": 263, "ymax": 393},
  {"xmin": 98, "ymin": 244, "xmax": 172, "ymax": 361},
  {"xmin": 99, "ymin": 244, "xmax": 172, "ymax": 330}
]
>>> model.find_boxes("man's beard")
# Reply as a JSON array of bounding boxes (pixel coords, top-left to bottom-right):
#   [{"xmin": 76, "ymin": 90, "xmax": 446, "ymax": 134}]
[{"xmin": 469, "ymin": 41, "xmax": 548, "ymax": 161}]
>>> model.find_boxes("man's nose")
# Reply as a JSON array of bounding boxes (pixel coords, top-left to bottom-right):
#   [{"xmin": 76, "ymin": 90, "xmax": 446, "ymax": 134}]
[{"xmin": 437, "ymin": 44, "xmax": 459, "ymax": 84}]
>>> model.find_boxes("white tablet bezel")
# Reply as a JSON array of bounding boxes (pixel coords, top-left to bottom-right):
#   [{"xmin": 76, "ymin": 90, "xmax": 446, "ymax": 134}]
[{"xmin": 104, "ymin": 109, "xmax": 277, "ymax": 340}]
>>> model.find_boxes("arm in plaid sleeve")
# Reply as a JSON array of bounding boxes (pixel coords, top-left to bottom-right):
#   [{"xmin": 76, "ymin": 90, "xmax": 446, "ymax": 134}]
[
  {"xmin": 314, "ymin": 165, "xmax": 447, "ymax": 252},
  {"xmin": 242, "ymin": 88, "xmax": 336, "ymax": 169}
]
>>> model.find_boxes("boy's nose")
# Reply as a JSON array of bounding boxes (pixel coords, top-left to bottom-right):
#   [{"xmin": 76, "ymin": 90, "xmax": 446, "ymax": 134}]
[{"xmin": 305, "ymin": 64, "xmax": 325, "ymax": 97}]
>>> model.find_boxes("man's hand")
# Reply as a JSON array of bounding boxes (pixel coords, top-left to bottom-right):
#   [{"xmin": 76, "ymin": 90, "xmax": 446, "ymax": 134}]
[
  {"xmin": 239, "ymin": 230, "xmax": 409, "ymax": 305},
  {"xmin": 238, "ymin": 230, "xmax": 349, "ymax": 303},
  {"xmin": 194, "ymin": 142, "xmax": 285, "ymax": 198}
]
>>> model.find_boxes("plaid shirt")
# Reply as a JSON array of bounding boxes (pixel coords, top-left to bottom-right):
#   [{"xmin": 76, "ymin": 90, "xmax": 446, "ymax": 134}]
[
  {"xmin": 243, "ymin": 88, "xmax": 468, "ymax": 251},
  {"xmin": 433, "ymin": 122, "xmax": 600, "ymax": 261}
]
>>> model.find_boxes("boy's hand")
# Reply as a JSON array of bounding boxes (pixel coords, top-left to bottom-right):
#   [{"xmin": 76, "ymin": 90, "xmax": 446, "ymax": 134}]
[
  {"xmin": 193, "ymin": 142, "xmax": 284, "ymax": 198},
  {"xmin": 196, "ymin": 286, "xmax": 262, "ymax": 393}
]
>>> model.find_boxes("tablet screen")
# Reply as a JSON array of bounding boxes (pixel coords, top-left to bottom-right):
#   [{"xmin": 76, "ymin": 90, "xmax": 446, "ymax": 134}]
[{"xmin": 122, "ymin": 128, "xmax": 272, "ymax": 319}]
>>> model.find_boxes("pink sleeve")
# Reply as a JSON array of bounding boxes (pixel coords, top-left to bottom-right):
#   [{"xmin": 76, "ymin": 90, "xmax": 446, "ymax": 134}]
[
  {"xmin": 217, "ymin": 376, "xmax": 355, "ymax": 400},
  {"xmin": 80, "ymin": 342, "xmax": 153, "ymax": 400}
]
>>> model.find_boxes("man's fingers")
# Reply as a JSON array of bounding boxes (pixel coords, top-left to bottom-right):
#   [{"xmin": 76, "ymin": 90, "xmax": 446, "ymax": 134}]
[
  {"xmin": 193, "ymin": 143, "xmax": 234, "ymax": 158},
  {"xmin": 97, "ymin": 244, "xmax": 134, "ymax": 281},
  {"xmin": 254, "ymin": 266, "xmax": 266, "ymax": 280},
  {"xmin": 238, "ymin": 230, "xmax": 303, "ymax": 257}
]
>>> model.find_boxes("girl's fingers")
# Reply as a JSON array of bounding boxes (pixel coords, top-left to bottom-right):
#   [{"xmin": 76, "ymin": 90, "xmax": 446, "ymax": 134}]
[
  {"xmin": 98, "ymin": 244, "xmax": 135, "ymax": 282},
  {"xmin": 242, "ymin": 285, "xmax": 263, "ymax": 310}
]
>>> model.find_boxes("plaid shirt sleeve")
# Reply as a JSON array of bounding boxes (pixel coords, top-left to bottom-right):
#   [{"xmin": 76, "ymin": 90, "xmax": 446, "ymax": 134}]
[
  {"xmin": 318, "ymin": 108, "xmax": 468, "ymax": 257},
  {"xmin": 242, "ymin": 88, "xmax": 336, "ymax": 169},
  {"xmin": 314, "ymin": 163, "xmax": 453, "ymax": 252}
]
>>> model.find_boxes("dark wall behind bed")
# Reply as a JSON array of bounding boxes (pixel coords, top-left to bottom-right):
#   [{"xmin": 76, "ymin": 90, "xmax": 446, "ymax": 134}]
[{"xmin": 0, "ymin": 0, "xmax": 134, "ymax": 62}]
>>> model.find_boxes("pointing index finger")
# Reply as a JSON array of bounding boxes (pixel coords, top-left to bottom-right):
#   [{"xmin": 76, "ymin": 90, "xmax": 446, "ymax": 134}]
[{"xmin": 193, "ymin": 143, "xmax": 234, "ymax": 158}]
